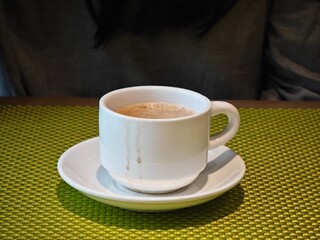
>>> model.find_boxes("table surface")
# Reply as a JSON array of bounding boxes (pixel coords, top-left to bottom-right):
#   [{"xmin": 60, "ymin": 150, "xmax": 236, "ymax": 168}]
[{"xmin": 1, "ymin": 98, "xmax": 319, "ymax": 239}]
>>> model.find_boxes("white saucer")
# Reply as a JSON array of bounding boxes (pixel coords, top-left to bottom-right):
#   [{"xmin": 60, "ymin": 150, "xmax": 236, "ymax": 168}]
[{"xmin": 57, "ymin": 137, "xmax": 245, "ymax": 212}]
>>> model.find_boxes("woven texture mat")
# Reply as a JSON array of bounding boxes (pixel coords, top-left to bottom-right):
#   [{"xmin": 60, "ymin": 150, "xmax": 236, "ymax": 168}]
[{"xmin": 1, "ymin": 105, "xmax": 319, "ymax": 239}]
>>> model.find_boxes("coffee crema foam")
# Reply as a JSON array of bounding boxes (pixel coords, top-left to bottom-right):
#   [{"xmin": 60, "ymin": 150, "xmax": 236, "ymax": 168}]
[{"xmin": 116, "ymin": 102, "xmax": 194, "ymax": 119}]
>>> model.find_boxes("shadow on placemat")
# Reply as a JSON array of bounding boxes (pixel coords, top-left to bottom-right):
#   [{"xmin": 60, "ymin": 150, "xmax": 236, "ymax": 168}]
[{"xmin": 57, "ymin": 181, "xmax": 244, "ymax": 230}]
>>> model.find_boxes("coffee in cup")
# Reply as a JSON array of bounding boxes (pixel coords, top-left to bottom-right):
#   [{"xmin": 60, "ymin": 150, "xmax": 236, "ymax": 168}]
[{"xmin": 116, "ymin": 102, "xmax": 194, "ymax": 119}]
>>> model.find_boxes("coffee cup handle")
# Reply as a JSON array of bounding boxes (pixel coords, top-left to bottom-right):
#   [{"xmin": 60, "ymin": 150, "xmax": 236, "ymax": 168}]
[{"xmin": 209, "ymin": 101, "xmax": 240, "ymax": 149}]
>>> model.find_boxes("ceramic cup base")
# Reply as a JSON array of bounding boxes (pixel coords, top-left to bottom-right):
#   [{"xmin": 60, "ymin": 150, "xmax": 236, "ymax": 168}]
[
  {"xmin": 113, "ymin": 181, "xmax": 187, "ymax": 195},
  {"xmin": 108, "ymin": 172, "xmax": 200, "ymax": 194}
]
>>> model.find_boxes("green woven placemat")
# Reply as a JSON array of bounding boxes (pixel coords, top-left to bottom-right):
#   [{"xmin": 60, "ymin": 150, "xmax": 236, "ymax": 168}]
[{"xmin": 1, "ymin": 105, "xmax": 319, "ymax": 239}]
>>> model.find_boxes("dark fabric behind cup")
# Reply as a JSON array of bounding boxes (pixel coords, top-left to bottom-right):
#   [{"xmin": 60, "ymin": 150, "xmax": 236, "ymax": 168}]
[
  {"xmin": 262, "ymin": 0, "xmax": 320, "ymax": 100},
  {"xmin": 0, "ymin": 0, "xmax": 267, "ymax": 99}
]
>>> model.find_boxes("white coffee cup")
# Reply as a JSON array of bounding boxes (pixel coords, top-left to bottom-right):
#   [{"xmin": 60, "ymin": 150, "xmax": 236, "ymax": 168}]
[{"xmin": 99, "ymin": 86, "xmax": 240, "ymax": 193}]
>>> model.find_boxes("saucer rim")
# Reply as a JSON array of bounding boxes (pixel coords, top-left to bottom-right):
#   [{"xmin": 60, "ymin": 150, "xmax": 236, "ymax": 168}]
[{"xmin": 57, "ymin": 137, "xmax": 246, "ymax": 204}]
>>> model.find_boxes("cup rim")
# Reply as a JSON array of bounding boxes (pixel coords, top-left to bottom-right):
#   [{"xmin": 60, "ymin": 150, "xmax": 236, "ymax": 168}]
[{"xmin": 99, "ymin": 85, "xmax": 211, "ymax": 122}]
